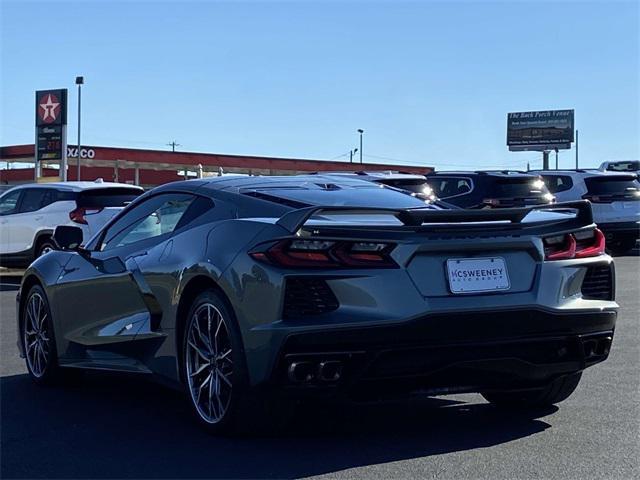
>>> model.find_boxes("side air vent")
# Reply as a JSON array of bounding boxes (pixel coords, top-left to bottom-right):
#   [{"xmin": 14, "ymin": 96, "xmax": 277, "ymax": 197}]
[
  {"xmin": 283, "ymin": 278, "xmax": 339, "ymax": 319},
  {"xmin": 581, "ymin": 265, "xmax": 614, "ymax": 301}
]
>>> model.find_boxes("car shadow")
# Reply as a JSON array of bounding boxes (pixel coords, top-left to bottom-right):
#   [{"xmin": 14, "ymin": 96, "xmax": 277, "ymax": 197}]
[{"xmin": 1, "ymin": 373, "xmax": 556, "ymax": 479}]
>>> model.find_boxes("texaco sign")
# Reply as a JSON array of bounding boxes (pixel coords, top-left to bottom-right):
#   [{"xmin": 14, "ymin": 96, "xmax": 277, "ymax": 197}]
[
  {"xmin": 36, "ymin": 89, "xmax": 67, "ymax": 127},
  {"xmin": 67, "ymin": 147, "xmax": 95, "ymax": 159},
  {"xmin": 35, "ymin": 89, "xmax": 68, "ymax": 164}
]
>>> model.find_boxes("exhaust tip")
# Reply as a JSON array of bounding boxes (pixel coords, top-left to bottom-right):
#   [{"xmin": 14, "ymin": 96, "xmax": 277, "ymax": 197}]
[
  {"xmin": 288, "ymin": 361, "xmax": 316, "ymax": 383},
  {"xmin": 318, "ymin": 360, "xmax": 343, "ymax": 382}
]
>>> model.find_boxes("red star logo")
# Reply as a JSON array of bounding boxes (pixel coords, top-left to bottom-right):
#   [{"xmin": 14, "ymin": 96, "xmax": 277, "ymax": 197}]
[{"xmin": 38, "ymin": 94, "xmax": 61, "ymax": 124}]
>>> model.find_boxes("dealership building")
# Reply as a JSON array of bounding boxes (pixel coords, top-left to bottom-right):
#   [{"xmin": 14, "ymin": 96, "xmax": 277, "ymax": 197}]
[{"xmin": 0, "ymin": 144, "xmax": 432, "ymax": 187}]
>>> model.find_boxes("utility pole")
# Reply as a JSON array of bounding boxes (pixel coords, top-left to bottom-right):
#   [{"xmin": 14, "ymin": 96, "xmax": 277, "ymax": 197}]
[
  {"xmin": 167, "ymin": 140, "xmax": 181, "ymax": 152},
  {"xmin": 357, "ymin": 129, "xmax": 364, "ymax": 164}
]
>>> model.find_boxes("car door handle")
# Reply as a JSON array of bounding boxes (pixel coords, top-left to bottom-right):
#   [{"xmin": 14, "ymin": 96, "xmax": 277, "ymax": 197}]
[{"xmin": 34, "ymin": 216, "xmax": 44, "ymax": 221}]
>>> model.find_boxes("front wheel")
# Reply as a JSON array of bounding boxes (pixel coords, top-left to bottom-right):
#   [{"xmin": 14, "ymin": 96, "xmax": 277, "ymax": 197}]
[
  {"xmin": 482, "ymin": 372, "xmax": 582, "ymax": 409},
  {"xmin": 36, "ymin": 238, "xmax": 56, "ymax": 258}
]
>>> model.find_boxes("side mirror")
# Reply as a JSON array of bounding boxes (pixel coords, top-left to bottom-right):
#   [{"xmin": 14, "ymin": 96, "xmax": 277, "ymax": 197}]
[{"xmin": 53, "ymin": 225, "xmax": 84, "ymax": 251}]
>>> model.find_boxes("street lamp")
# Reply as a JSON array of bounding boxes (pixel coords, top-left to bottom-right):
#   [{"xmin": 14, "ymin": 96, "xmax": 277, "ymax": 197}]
[
  {"xmin": 75, "ymin": 76, "xmax": 84, "ymax": 181},
  {"xmin": 357, "ymin": 129, "xmax": 364, "ymax": 164}
]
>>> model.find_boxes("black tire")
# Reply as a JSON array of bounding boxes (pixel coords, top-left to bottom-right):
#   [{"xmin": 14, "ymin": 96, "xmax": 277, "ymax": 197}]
[
  {"xmin": 36, "ymin": 238, "xmax": 56, "ymax": 258},
  {"xmin": 606, "ymin": 237, "xmax": 637, "ymax": 256},
  {"xmin": 21, "ymin": 285, "xmax": 75, "ymax": 385},
  {"xmin": 181, "ymin": 289, "xmax": 288, "ymax": 435},
  {"xmin": 482, "ymin": 372, "xmax": 582, "ymax": 409}
]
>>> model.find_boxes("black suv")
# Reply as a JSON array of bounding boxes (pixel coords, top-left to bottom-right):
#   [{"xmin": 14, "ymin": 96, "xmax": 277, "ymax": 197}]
[{"xmin": 426, "ymin": 171, "xmax": 555, "ymax": 208}]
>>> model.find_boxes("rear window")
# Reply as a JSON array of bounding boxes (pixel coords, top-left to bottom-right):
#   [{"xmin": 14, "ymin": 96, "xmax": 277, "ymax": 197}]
[
  {"xmin": 487, "ymin": 177, "xmax": 550, "ymax": 198},
  {"xmin": 542, "ymin": 175, "xmax": 574, "ymax": 193},
  {"xmin": 604, "ymin": 161, "xmax": 640, "ymax": 172},
  {"xmin": 77, "ymin": 188, "xmax": 142, "ymax": 208},
  {"xmin": 585, "ymin": 176, "xmax": 640, "ymax": 197},
  {"xmin": 246, "ymin": 185, "xmax": 428, "ymax": 209}
]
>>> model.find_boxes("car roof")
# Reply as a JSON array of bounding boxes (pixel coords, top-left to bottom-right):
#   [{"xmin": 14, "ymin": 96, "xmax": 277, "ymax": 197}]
[
  {"xmin": 428, "ymin": 170, "xmax": 539, "ymax": 178},
  {"xmin": 5, "ymin": 181, "xmax": 144, "ymax": 192},
  {"xmin": 197, "ymin": 174, "xmax": 382, "ymax": 191},
  {"xmin": 315, "ymin": 171, "xmax": 428, "ymax": 181},
  {"xmin": 532, "ymin": 169, "xmax": 638, "ymax": 179}
]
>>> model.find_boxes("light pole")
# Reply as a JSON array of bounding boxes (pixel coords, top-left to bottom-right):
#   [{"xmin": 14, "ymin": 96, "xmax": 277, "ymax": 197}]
[
  {"xmin": 349, "ymin": 148, "xmax": 358, "ymax": 163},
  {"xmin": 357, "ymin": 129, "xmax": 364, "ymax": 164},
  {"xmin": 75, "ymin": 76, "xmax": 84, "ymax": 181}
]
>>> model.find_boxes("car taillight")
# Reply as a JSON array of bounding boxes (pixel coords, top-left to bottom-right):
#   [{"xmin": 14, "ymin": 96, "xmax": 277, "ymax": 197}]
[
  {"xmin": 69, "ymin": 207, "xmax": 103, "ymax": 225},
  {"xmin": 543, "ymin": 228, "xmax": 605, "ymax": 260},
  {"xmin": 250, "ymin": 239, "xmax": 397, "ymax": 268}
]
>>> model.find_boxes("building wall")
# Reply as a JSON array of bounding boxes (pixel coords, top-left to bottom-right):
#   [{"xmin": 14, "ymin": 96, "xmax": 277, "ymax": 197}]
[{"xmin": 0, "ymin": 144, "xmax": 433, "ymax": 187}]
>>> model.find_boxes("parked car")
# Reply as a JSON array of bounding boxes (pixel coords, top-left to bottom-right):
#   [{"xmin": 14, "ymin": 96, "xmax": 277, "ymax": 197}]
[
  {"xmin": 17, "ymin": 175, "xmax": 617, "ymax": 434},
  {"xmin": 426, "ymin": 170, "xmax": 555, "ymax": 208},
  {"xmin": 535, "ymin": 170, "xmax": 640, "ymax": 255},
  {"xmin": 0, "ymin": 180, "xmax": 143, "ymax": 267},
  {"xmin": 315, "ymin": 171, "xmax": 438, "ymax": 202},
  {"xmin": 599, "ymin": 160, "xmax": 640, "ymax": 174}
]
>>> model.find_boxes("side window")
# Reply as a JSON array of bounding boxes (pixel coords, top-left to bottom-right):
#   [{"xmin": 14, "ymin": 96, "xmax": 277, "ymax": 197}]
[
  {"xmin": 39, "ymin": 189, "xmax": 57, "ymax": 208},
  {"xmin": 100, "ymin": 193, "xmax": 195, "ymax": 251},
  {"xmin": 18, "ymin": 189, "xmax": 45, "ymax": 213},
  {"xmin": 544, "ymin": 176, "xmax": 573, "ymax": 194},
  {"xmin": 432, "ymin": 177, "xmax": 472, "ymax": 197},
  {"xmin": 0, "ymin": 190, "xmax": 22, "ymax": 215}
]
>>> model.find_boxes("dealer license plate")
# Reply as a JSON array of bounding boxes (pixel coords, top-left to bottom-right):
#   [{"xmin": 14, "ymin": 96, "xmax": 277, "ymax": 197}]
[{"xmin": 446, "ymin": 257, "xmax": 510, "ymax": 294}]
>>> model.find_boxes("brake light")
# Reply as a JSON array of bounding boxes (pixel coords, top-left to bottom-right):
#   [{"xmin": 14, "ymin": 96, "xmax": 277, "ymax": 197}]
[
  {"xmin": 574, "ymin": 228, "xmax": 606, "ymax": 258},
  {"xmin": 544, "ymin": 228, "xmax": 605, "ymax": 260},
  {"xmin": 250, "ymin": 239, "xmax": 397, "ymax": 268},
  {"xmin": 69, "ymin": 207, "xmax": 103, "ymax": 225},
  {"xmin": 544, "ymin": 234, "xmax": 576, "ymax": 260}
]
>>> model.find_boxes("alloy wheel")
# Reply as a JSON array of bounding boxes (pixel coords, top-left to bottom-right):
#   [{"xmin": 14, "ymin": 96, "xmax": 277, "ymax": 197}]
[
  {"xmin": 24, "ymin": 292, "xmax": 50, "ymax": 378},
  {"xmin": 186, "ymin": 303, "xmax": 234, "ymax": 424}
]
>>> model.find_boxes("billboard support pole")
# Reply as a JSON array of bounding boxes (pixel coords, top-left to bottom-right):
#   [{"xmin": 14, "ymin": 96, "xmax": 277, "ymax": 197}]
[
  {"xmin": 555, "ymin": 148, "xmax": 559, "ymax": 170},
  {"xmin": 34, "ymin": 128, "xmax": 39, "ymax": 181},
  {"xmin": 542, "ymin": 150, "xmax": 550, "ymax": 170},
  {"xmin": 575, "ymin": 129, "xmax": 579, "ymax": 169},
  {"xmin": 61, "ymin": 125, "xmax": 67, "ymax": 181}
]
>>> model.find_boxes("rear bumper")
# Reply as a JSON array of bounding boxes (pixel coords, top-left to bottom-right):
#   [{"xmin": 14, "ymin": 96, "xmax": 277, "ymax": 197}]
[
  {"xmin": 270, "ymin": 308, "xmax": 616, "ymax": 395},
  {"xmin": 598, "ymin": 221, "xmax": 640, "ymax": 239}
]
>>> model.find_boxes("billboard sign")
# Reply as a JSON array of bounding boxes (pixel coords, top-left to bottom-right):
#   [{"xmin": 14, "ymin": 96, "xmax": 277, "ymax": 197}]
[
  {"xmin": 507, "ymin": 109, "xmax": 574, "ymax": 151},
  {"xmin": 35, "ymin": 89, "xmax": 68, "ymax": 179}
]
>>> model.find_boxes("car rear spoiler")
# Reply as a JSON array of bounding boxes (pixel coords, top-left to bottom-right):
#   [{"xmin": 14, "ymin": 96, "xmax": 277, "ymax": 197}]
[{"xmin": 275, "ymin": 200, "xmax": 594, "ymax": 234}]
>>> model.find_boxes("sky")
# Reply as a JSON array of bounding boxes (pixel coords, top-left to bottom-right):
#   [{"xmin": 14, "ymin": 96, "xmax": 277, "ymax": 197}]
[{"xmin": 1, "ymin": 0, "xmax": 638, "ymax": 171}]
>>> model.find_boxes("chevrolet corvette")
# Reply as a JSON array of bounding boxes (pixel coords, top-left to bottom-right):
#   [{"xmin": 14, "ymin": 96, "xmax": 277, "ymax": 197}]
[{"xmin": 17, "ymin": 175, "xmax": 617, "ymax": 434}]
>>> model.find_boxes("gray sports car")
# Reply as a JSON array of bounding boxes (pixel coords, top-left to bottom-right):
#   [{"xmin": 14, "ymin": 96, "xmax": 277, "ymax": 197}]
[{"xmin": 17, "ymin": 175, "xmax": 618, "ymax": 434}]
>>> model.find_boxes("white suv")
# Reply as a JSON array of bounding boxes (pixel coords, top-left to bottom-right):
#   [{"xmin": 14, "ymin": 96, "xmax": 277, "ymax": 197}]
[
  {"xmin": 535, "ymin": 170, "xmax": 640, "ymax": 255},
  {"xmin": 0, "ymin": 181, "xmax": 143, "ymax": 267}
]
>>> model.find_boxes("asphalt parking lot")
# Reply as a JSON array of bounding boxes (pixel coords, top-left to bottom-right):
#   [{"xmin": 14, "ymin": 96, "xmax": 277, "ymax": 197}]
[{"xmin": 1, "ymin": 255, "xmax": 638, "ymax": 480}]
